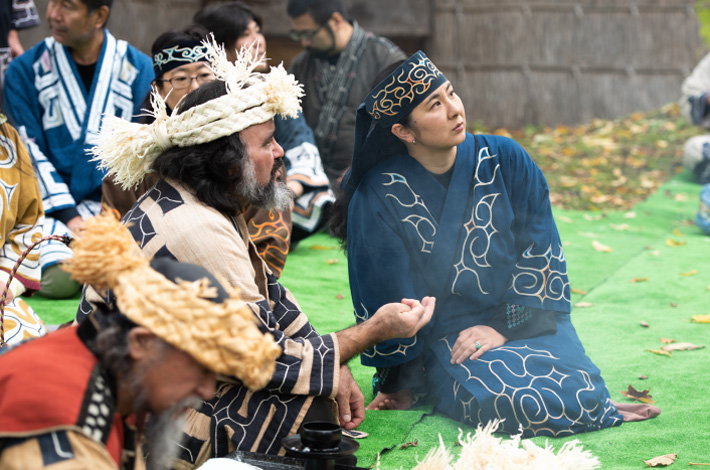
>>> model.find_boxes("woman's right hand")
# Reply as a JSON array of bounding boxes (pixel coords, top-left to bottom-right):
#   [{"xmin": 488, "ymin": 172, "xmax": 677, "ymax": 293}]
[{"xmin": 366, "ymin": 389, "xmax": 412, "ymax": 410}]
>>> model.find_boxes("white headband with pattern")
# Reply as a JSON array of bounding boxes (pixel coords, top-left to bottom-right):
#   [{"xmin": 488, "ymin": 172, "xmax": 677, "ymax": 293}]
[{"xmin": 91, "ymin": 36, "xmax": 303, "ymax": 190}]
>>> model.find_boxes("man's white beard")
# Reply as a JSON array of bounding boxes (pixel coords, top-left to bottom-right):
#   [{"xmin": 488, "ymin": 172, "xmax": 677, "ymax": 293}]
[
  {"xmin": 142, "ymin": 395, "xmax": 202, "ymax": 470},
  {"xmin": 238, "ymin": 156, "xmax": 291, "ymax": 211}
]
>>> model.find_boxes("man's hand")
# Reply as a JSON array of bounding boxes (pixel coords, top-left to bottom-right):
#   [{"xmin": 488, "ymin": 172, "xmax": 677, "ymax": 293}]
[
  {"xmin": 335, "ymin": 296, "xmax": 435, "ymax": 364},
  {"xmin": 335, "ymin": 366, "xmax": 365, "ymax": 430},
  {"xmin": 366, "ymin": 389, "xmax": 412, "ymax": 411},
  {"xmin": 370, "ymin": 297, "xmax": 436, "ymax": 342},
  {"xmin": 450, "ymin": 325, "xmax": 507, "ymax": 364}
]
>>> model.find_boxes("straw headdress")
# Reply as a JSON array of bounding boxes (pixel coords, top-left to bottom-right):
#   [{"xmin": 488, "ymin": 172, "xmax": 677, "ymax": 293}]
[
  {"xmin": 91, "ymin": 35, "xmax": 304, "ymax": 190},
  {"xmin": 62, "ymin": 212, "xmax": 281, "ymax": 390}
]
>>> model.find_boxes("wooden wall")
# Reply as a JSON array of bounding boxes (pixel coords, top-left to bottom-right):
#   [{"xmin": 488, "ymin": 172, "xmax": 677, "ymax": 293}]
[
  {"xmin": 16, "ymin": 0, "xmax": 707, "ymax": 129},
  {"xmin": 429, "ymin": 0, "xmax": 706, "ymax": 128}
]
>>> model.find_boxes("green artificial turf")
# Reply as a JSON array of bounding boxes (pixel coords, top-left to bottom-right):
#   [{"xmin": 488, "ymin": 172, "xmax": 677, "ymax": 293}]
[{"xmin": 20, "ymin": 172, "xmax": 709, "ymax": 468}]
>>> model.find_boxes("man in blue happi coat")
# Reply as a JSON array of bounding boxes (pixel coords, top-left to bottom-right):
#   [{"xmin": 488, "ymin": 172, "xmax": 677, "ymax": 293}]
[{"xmin": 2, "ymin": 0, "xmax": 152, "ymax": 298}]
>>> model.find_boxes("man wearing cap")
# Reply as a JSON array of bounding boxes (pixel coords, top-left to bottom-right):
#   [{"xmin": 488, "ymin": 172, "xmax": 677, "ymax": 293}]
[
  {"xmin": 0, "ymin": 214, "xmax": 281, "ymax": 470},
  {"xmin": 2, "ymin": 0, "xmax": 153, "ymax": 298},
  {"xmin": 286, "ymin": 0, "xmax": 406, "ymax": 192},
  {"xmin": 77, "ymin": 41, "xmax": 435, "ymax": 467}
]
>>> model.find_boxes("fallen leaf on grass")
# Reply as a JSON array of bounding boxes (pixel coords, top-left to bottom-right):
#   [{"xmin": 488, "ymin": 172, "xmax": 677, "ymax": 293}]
[
  {"xmin": 324, "ymin": 259, "xmax": 339, "ymax": 265},
  {"xmin": 646, "ymin": 349, "xmax": 672, "ymax": 357},
  {"xmin": 400, "ymin": 440, "xmax": 418, "ymax": 449},
  {"xmin": 639, "ymin": 375, "xmax": 648, "ymax": 380},
  {"xmin": 621, "ymin": 385, "xmax": 655, "ymax": 403},
  {"xmin": 680, "ymin": 270, "xmax": 698, "ymax": 276},
  {"xmin": 648, "ymin": 250, "xmax": 660, "ymax": 256},
  {"xmin": 665, "ymin": 239, "xmax": 687, "ymax": 247},
  {"xmin": 574, "ymin": 302, "xmax": 594, "ymax": 308},
  {"xmin": 623, "ymin": 211, "xmax": 637, "ymax": 219},
  {"xmin": 643, "ymin": 453, "xmax": 677, "ymax": 467},
  {"xmin": 609, "ymin": 223, "xmax": 632, "ymax": 231},
  {"xmin": 583, "ymin": 214, "xmax": 606, "ymax": 221},
  {"xmin": 592, "ymin": 240, "xmax": 612, "ymax": 252},
  {"xmin": 571, "ymin": 287, "xmax": 587, "ymax": 295},
  {"xmin": 309, "ymin": 244, "xmax": 337, "ymax": 250},
  {"xmin": 640, "ymin": 321, "xmax": 649, "ymax": 328},
  {"xmin": 691, "ymin": 314, "xmax": 710, "ymax": 323},
  {"xmin": 660, "ymin": 338, "xmax": 675, "ymax": 344},
  {"xmin": 670, "ymin": 302, "xmax": 678, "ymax": 308},
  {"xmin": 662, "ymin": 342, "xmax": 705, "ymax": 352},
  {"xmin": 674, "ymin": 193, "xmax": 688, "ymax": 202},
  {"xmin": 335, "ymin": 293, "xmax": 344, "ymax": 300},
  {"xmin": 557, "ymin": 215, "xmax": 574, "ymax": 223},
  {"xmin": 630, "ymin": 277, "xmax": 649, "ymax": 283},
  {"xmin": 672, "ymin": 228, "xmax": 685, "ymax": 237}
]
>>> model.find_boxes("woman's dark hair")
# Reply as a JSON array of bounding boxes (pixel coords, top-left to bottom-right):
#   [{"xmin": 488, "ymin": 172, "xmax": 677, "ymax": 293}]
[
  {"xmin": 287, "ymin": 0, "xmax": 346, "ymax": 25},
  {"xmin": 194, "ymin": 2, "xmax": 261, "ymax": 48},
  {"xmin": 329, "ymin": 60, "xmax": 411, "ymax": 246},
  {"xmin": 150, "ymin": 80, "xmax": 249, "ymax": 215}
]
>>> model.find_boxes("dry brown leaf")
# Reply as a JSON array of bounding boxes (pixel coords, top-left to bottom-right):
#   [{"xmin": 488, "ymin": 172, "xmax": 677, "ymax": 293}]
[
  {"xmin": 673, "ymin": 193, "xmax": 688, "ymax": 202},
  {"xmin": 646, "ymin": 349, "xmax": 672, "ymax": 357},
  {"xmin": 324, "ymin": 259, "xmax": 339, "ymax": 265},
  {"xmin": 680, "ymin": 270, "xmax": 698, "ymax": 277},
  {"xmin": 660, "ymin": 338, "xmax": 675, "ymax": 344},
  {"xmin": 609, "ymin": 223, "xmax": 632, "ymax": 231},
  {"xmin": 670, "ymin": 302, "xmax": 678, "ymax": 308},
  {"xmin": 621, "ymin": 385, "xmax": 655, "ymax": 403},
  {"xmin": 400, "ymin": 440, "xmax": 418, "ymax": 449},
  {"xmin": 630, "ymin": 277, "xmax": 649, "ymax": 283},
  {"xmin": 574, "ymin": 302, "xmax": 594, "ymax": 308},
  {"xmin": 640, "ymin": 321, "xmax": 649, "ymax": 328},
  {"xmin": 662, "ymin": 342, "xmax": 705, "ymax": 352},
  {"xmin": 592, "ymin": 240, "xmax": 612, "ymax": 252},
  {"xmin": 571, "ymin": 287, "xmax": 587, "ymax": 295},
  {"xmin": 672, "ymin": 228, "xmax": 685, "ymax": 237},
  {"xmin": 335, "ymin": 293, "xmax": 344, "ymax": 300},
  {"xmin": 309, "ymin": 244, "xmax": 337, "ymax": 250},
  {"xmin": 665, "ymin": 239, "xmax": 687, "ymax": 247},
  {"xmin": 643, "ymin": 453, "xmax": 677, "ymax": 467},
  {"xmin": 691, "ymin": 314, "xmax": 710, "ymax": 323}
]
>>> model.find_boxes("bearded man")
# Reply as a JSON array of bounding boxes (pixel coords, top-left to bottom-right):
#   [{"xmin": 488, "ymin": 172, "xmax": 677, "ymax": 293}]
[
  {"xmin": 0, "ymin": 214, "xmax": 280, "ymax": 470},
  {"xmin": 76, "ymin": 41, "xmax": 436, "ymax": 468}
]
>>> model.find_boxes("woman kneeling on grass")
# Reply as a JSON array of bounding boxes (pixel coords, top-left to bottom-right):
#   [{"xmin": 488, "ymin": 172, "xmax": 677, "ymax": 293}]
[{"xmin": 332, "ymin": 51, "xmax": 658, "ymax": 437}]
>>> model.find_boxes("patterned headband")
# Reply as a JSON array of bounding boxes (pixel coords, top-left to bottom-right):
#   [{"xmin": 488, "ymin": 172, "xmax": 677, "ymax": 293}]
[
  {"xmin": 152, "ymin": 41, "xmax": 210, "ymax": 78},
  {"xmin": 366, "ymin": 50, "xmax": 448, "ymax": 127},
  {"xmin": 91, "ymin": 35, "xmax": 303, "ymax": 190}
]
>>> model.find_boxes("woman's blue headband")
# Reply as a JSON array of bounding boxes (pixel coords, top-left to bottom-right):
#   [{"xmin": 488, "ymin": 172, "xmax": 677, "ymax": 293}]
[
  {"xmin": 152, "ymin": 40, "xmax": 210, "ymax": 78},
  {"xmin": 365, "ymin": 50, "xmax": 448, "ymax": 127}
]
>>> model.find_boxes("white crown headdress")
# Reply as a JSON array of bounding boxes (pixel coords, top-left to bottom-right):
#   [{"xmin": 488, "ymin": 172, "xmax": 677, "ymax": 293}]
[{"xmin": 91, "ymin": 35, "xmax": 303, "ymax": 190}]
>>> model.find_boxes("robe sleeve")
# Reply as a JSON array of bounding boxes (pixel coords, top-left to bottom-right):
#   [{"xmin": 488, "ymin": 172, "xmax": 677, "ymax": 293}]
[
  {"xmin": 499, "ymin": 137, "xmax": 570, "ymax": 315},
  {"xmin": 3, "ymin": 58, "xmax": 77, "ymax": 215},
  {"xmin": 347, "ymin": 182, "xmax": 427, "ymax": 368},
  {"xmin": 0, "ymin": 124, "xmax": 43, "ymax": 294}
]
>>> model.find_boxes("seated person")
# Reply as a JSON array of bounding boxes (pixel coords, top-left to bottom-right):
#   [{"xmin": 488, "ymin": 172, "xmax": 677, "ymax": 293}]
[
  {"xmin": 680, "ymin": 51, "xmax": 710, "ymax": 184},
  {"xmin": 2, "ymin": 0, "xmax": 153, "ymax": 298},
  {"xmin": 0, "ymin": 111, "xmax": 45, "ymax": 346},
  {"xmin": 78, "ymin": 42, "xmax": 435, "ymax": 467},
  {"xmin": 0, "ymin": 213, "xmax": 281, "ymax": 470},
  {"xmin": 101, "ymin": 24, "xmax": 293, "ymax": 276},
  {"xmin": 194, "ymin": 1, "xmax": 335, "ymax": 243},
  {"xmin": 334, "ymin": 51, "xmax": 658, "ymax": 437}
]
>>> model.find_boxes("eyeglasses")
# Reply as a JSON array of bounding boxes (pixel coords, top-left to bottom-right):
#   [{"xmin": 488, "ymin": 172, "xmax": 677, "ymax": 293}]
[
  {"xmin": 157, "ymin": 72, "xmax": 215, "ymax": 90},
  {"xmin": 288, "ymin": 24, "xmax": 324, "ymax": 41}
]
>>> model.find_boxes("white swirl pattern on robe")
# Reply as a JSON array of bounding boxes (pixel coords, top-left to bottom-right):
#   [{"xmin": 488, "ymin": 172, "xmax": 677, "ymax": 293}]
[{"xmin": 383, "ymin": 173, "xmax": 436, "ymax": 253}]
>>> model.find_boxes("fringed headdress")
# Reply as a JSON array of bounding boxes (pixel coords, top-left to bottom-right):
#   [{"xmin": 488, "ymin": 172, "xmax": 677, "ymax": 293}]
[
  {"xmin": 92, "ymin": 35, "xmax": 303, "ymax": 190},
  {"xmin": 61, "ymin": 213, "xmax": 281, "ymax": 390}
]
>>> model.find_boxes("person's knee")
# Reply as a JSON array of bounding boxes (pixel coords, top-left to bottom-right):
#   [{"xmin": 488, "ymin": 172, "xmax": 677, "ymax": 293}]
[{"xmin": 39, "ymin": 264, "xmax": 81, "ymax": 299}]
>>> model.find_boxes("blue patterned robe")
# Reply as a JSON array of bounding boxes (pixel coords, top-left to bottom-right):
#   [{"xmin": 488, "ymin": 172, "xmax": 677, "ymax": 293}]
[
  {"xmin": 3, "ymin": 30, "xmax": 152, "ymax": 268},
  {"xmin": 347, "ymin": 133, "xmax": 623, "ymax": 437}
]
